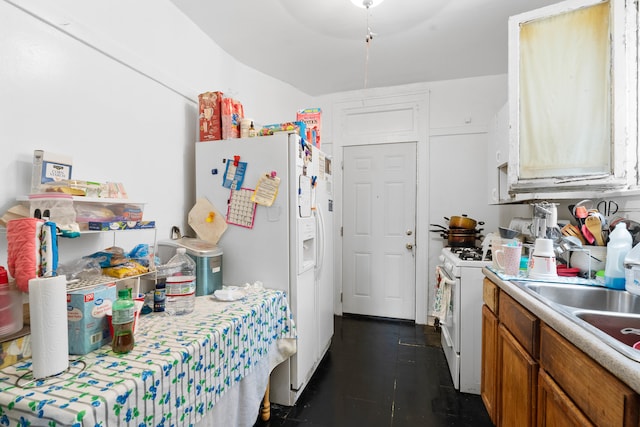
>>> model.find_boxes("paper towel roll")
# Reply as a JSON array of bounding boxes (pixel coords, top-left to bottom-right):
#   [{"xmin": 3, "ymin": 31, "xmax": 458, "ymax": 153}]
[{"xmin": 28, "ymin": 275, "xmax": 69, "ymax": 379}]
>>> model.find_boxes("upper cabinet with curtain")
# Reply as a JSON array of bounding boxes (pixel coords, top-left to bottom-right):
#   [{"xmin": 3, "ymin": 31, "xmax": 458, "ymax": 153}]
[{"xmin": 507, "ymin": 0, "xmax": 638, "ymax": 201}]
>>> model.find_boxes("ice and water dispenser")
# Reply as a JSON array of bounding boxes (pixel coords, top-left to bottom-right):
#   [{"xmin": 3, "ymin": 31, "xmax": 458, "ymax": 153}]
[
  {"xmin": 298, "ymin": 217, "xmax": 316, "ymax": 274},
  {"xmin": 157, "ymin": 238, "xmax": 223, "ymax": 296}
]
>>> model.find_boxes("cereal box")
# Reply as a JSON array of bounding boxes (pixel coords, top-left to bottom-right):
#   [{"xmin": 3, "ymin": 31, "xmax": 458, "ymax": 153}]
[
  {"xmin": 198, "ymin": 91, "xmax": 223, "ymax": 141},
  {"xmin": 67, "ymin": 283, "xmax": 116, "ymax": 354},
  {"xmin": 296, "ymin": 108, "xmax": 322, "ymax": 148}
]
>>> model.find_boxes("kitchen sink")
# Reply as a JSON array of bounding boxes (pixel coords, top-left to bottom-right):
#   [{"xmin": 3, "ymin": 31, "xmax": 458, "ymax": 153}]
[
  {"xmin": 523, "ymin": 282, "xmax": 640, "ymax": 314},
  {"xmin": 511, "ymin": 280, "xmax": 640, "ymax": 362}
]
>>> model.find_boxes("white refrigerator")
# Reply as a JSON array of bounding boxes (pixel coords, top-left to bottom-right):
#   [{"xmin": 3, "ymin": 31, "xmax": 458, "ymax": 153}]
[{"xmin": 195, "ymin": 133, "xmax": 334, "ymax": 406}]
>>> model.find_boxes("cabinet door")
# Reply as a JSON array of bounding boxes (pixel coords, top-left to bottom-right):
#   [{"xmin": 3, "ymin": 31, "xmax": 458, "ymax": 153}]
[
  {"xmin": 538, "ymin": 369, "xmax": 594, "ymax": 427},
  {"xmin": 498, "ymin": 324, "xmax": 538, "ymax": 427},
  {"xmin": 540, "ymin": 324, "xmax": 640, "ymax": 427},
  {"xmin": 507, "ymin": 0, "xmax": 637, "ymax": 198},
  {"xmin": 481, "ymin": 304, "xmax": 498, "ymax": 424}
]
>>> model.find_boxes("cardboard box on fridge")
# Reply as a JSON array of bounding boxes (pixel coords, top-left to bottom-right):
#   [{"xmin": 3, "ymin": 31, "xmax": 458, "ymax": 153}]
[
  {"xmin": 198, "ymin": 91, "xmax": 223, "ymax": 141},
  {"xmin": 296, "ymin": 108, "xmax": 322, "ymax": 148},
  {"xmin": 67, "ymin": 283, "xmax": 116, "ymax": 355}
]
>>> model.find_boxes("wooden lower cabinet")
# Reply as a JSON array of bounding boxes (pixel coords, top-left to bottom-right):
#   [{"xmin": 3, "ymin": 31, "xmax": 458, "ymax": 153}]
[
  {"xmin": 537, "ymin": 369, "xmax": 594, "ymax": 427},
  {"xmin": 481, "ymin": 277, "xmax": 640, "ymax": 427},
  {"xmin": 540, "ymin": 324, "xmax": 640, "ymax": 427},
  {"xmin": 498, "ymin": 324, "xmax": 538, "ymax": 427},
  {"xmin": 481, "ymin": 304, "xmax": 498, "ymax": 424}
]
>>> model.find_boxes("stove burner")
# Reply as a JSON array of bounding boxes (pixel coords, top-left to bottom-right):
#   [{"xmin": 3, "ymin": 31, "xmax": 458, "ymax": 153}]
[{"xmin": 449, "ymin": 246, "xmax": 485, "ymax": 261}]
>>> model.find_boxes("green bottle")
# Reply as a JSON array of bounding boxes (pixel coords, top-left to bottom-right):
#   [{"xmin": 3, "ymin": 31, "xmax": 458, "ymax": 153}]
[{"xmin": 111, "ymin": 289, "xmax": 135, "ymax": 353}]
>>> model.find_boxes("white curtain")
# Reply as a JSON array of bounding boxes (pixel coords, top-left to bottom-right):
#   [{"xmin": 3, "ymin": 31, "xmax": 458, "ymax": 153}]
[{"xmin": 519, "ymin": 1, "xmax": 611, "ymax": 179}]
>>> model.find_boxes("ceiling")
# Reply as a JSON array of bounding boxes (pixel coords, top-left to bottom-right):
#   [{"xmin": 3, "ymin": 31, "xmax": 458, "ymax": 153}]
[{"xmin": 170, "ymin": 0, "xmax": 561, "ymax": 96}]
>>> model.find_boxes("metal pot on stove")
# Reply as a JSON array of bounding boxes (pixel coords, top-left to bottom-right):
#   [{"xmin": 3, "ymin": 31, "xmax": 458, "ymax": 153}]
[
  {"xmin": 445, "ymin": 229, "xmax": 483, "ymax": 247},
  {"xmin": 430, "ymin": 224, "xmax": 483, "ymax": 247},
  {"xmin": 445, "ymin": 215, "xmax": 484, "ymax": 230}
]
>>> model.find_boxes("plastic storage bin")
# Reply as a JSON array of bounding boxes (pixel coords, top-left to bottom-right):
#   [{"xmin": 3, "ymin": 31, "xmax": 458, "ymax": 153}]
[
  {"xmin": 28, "ymin": 193, "xmax": 76, "ymax": 228},
  {"xmin": 0, "ymin": 267, "xmax": 23, "ymax": 339},
  {"xmin": 157, "ymin": 238, "xmax": 223, "ymax": 296}
]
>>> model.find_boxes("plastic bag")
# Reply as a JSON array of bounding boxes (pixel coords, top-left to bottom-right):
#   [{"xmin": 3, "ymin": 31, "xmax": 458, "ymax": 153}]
[
  {"xmin": 84, "ymin": 247, "xmax": 129, "ymax": 268},
  {"xmin": 103, "ymin": 261, "xmax": 148, "ymax": 278},
  {"xmin": 128, "ymin": 244, "xmax": 151, "ymax": 267},
  {"xmin": 57, "ymin": 258, "xmax": 102, "ymax": 281}
]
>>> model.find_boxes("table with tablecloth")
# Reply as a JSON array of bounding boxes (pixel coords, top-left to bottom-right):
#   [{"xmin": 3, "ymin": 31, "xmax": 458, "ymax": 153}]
[{"xmin": 0, "ymin": 287, "xmax": 296, "ymax": 426}]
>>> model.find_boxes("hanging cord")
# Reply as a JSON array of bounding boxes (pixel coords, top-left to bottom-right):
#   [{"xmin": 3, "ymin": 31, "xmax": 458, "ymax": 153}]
[{"xmin": 363, "ymin": 5, "xmax": 374, "ymax": 90}]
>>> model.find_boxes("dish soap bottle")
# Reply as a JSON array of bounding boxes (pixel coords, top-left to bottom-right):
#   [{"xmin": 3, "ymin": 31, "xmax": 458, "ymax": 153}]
[
  {"xmin": 111, "ymin": 289, "xmax": 135, "ymax": 353},
  {"xmin": 604, "ymin": 222, "xmax": 632, "ymax": 290}
]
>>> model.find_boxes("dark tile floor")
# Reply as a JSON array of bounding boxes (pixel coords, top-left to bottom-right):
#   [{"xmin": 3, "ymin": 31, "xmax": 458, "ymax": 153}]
[{"xmin": 255, "ymin": 314, "xmax": 494, "ymax": 427}]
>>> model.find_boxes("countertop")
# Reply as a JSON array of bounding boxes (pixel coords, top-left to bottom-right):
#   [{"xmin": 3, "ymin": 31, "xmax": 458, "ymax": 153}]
[{"xmin": 483, "ymin": 267, "xmax": 640, "ymax": 394}]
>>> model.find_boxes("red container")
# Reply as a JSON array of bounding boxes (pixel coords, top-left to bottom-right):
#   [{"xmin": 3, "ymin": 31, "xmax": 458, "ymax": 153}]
[{"xmin": 0, "ymin": 267, "xmax": 23, "ymax": 339}]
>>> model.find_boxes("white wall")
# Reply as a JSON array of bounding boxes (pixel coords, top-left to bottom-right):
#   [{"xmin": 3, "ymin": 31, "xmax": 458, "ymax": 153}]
[{"xmin": 0, "ymin": 0, "xmax": 313, "ymax": 265}]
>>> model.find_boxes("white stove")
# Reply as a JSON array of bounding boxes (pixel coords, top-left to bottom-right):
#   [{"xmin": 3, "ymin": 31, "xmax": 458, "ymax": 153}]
[{"xmin": 436, "ymin": 246, "xmax": 491, "ymax": 394}]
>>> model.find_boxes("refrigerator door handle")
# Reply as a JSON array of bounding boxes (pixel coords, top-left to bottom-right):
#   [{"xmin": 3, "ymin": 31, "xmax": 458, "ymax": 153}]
[{"xmin": 315, "ymin": 208, "xmax": 325, "ymax": 276}]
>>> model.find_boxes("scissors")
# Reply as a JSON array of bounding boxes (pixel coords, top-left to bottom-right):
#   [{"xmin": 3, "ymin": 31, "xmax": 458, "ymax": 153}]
[
  {"xmin": 621, "ymin": 328, "xmax": 640, "ymax": 335},
  {"xmin": 597, "ymin": 200, "xmax": 619, "ymax": 217}
]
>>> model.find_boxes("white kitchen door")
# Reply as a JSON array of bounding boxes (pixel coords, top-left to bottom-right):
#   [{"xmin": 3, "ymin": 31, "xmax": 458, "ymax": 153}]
[{"xmin": 342, "ymin": 142, "xmax": 417, "ymax": 320}]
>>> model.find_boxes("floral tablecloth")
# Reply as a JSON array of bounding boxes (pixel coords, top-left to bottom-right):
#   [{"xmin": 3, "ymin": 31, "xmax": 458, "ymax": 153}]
[{"xmin": 0, "ymin": 288, "xmax": 296, "ymax": 426}]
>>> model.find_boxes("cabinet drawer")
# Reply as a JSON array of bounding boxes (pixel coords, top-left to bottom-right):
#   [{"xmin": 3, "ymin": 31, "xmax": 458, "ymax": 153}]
[
  {"xmin": 483, "ymin": 278, "xmax": 499, "ymax": 314},
  {"xmin": 540, "ymin": 324, "xmax": 640, "ymax": 427},
  {"xmin": 499, "ymin": 291, "xmax": 539, "ymax": 358}
]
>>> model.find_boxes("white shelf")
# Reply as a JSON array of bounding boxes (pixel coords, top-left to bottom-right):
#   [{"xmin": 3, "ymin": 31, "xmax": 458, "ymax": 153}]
[
  {"xmin": 67, "ymin": 271, "xmax": 156, "ymax": 292},
  {"xmin": 17, "ymin": 195, "xmax": 146, "ymax": 205}
]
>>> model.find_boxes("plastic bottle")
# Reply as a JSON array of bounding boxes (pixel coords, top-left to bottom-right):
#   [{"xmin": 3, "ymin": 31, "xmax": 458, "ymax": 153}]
[
  {"xmin": 154, "ymin": 282, "xmax": 166, "ymax": 312},
  {"xmin": 168, "ymin": 247, "xmax": 196, "ymax": 277},
  {"xmin": 165, "ymin": 248, "xmax": 196, "ymax": 315},
  {"xmin": 624, "ymin": 241, "xmax": 640, "ymax": 295},
  {"xmin": 111, "ymin": 289, "xmax": 135, "ymax": 353},
  {"xmin": 604, "ymin": 222, "xmax": 632, "ymax": 290},
  {"xmin": 165, "ymin": 276, "xmax": 196, "ymax": 315}
]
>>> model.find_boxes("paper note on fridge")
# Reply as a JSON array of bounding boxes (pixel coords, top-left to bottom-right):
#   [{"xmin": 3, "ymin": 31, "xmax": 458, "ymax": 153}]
[
  {"xmin": 252, "ymin": 173, "xmax": 280, "ymax": 206},
  {"xmin": 299, "ymin": 175, "xmax": 311, "ymax": 217},
  {"xmin": 222, "ymin": 159, "xmax": 247, "ymax": 190}
]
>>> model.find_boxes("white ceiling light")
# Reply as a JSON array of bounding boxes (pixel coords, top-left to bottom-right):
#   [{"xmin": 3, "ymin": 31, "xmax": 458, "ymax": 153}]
[{"xmin": 350, "ymin": 0, "xmax": 385, "ymax": 8}]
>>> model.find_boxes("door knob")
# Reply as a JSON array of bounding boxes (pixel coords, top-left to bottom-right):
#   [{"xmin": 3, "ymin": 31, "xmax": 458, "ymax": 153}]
[
  {"xmin": 406, "ymin": 243, "xmax": 413, "ymax": 250},
  {"xmin": 406, "ymin": 230, "xmax": 413, "ymax": 235}
]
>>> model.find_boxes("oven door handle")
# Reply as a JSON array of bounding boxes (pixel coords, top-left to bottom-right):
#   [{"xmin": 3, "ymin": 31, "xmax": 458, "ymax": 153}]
[{"xmin": 436, "ymin": 265, "xmax": 455, "ymax": 286}]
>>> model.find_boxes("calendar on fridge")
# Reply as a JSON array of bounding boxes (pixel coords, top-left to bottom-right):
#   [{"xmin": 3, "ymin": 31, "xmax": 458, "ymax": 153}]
[{"xmin": 226, "ymin": 188, "xmax": 257, "ymax": 228}]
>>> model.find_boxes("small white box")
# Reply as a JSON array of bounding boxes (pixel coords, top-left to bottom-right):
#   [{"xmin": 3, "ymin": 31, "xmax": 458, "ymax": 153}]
[{"xmin": 31, "ymin": 150, "xmax": 73, "ymax": 194}]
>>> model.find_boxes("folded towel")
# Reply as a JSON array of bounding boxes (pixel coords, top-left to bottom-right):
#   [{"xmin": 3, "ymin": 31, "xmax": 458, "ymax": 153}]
[
  {"xmin": 433, "ymin": 265, "xmax": 453, "ymax": 321},
  {"xmin": 7, "ymin": 218, "xmax": 43, "ymax": 292}
]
